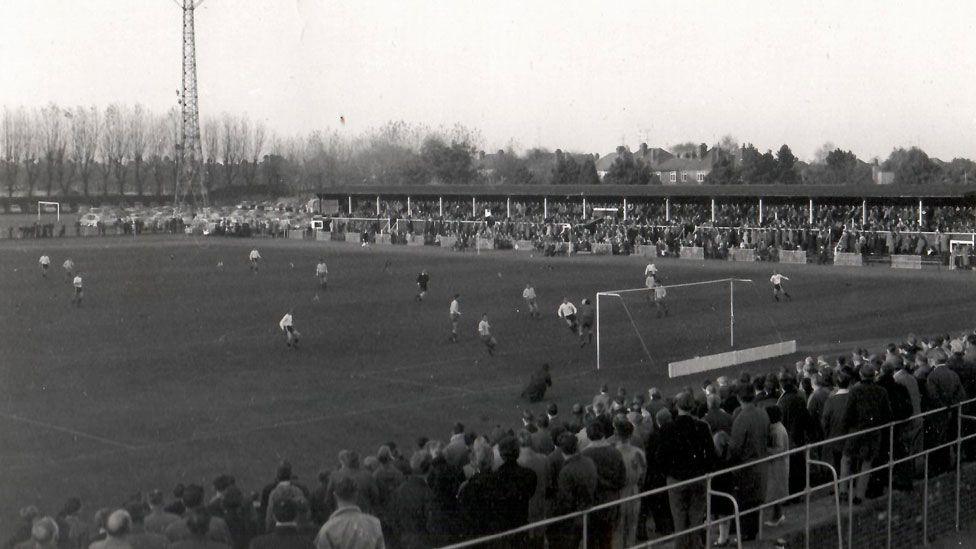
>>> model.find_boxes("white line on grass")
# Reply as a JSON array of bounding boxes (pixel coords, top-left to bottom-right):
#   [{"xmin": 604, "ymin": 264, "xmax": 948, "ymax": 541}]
[{"xmin": 0, "ymin": 411, "xmax": 138, "ymax": 450}]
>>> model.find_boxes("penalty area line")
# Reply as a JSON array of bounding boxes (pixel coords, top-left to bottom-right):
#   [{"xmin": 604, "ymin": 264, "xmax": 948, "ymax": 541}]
[{"xmin": 0, "ymin": 410, "xmax": 139, "ymax": 450}]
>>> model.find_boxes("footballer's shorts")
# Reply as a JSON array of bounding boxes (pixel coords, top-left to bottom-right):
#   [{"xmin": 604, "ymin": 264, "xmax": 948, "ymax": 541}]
[
  {"xmin": 773, "ymin": 283, "xmax": 782, "ymax": 291},
  {"xmin": 41, "ymin": 264, "xmax": 49, "ymax": 270},
  {"xmin": 482, "ymin": 335, "xmax": 496, "ymax": 346}
]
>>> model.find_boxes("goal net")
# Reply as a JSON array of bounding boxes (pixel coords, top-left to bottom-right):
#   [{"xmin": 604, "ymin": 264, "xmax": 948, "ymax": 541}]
[{"xmin": 596, "ymin": 278, "xmax": 795, "ymax": 377}]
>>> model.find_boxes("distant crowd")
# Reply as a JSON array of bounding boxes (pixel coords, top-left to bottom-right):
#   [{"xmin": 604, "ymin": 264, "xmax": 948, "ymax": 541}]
[{"xmin": 7, "ymin": 330, "xmax": 976, "ymax": 549}]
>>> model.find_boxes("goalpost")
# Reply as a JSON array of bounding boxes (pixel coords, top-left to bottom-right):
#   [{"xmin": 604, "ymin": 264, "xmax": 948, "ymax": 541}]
[
  {"xmin": 595, "ymin": 277, "xmax": 797, "ymax": 377},
  {"xmin": 37, "ymin": 201, "xmax": 61, "ymax": 222}
]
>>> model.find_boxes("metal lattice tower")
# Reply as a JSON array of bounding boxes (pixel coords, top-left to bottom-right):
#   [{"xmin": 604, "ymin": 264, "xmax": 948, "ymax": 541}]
[{"xmin": 175, "ymin": 0, "xmax": 207, "ymax": 207}]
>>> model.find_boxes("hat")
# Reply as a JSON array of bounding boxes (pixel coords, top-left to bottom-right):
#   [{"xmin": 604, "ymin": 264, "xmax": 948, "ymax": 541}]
[
  {"xmin": 859, "ymin": 362, "xmax": 878, "ymax": 380},
  {"xmin": 675, "ymin": 391, "xmax": 696, "ymax": 412},
  {"xmin": 547, "ymin": 403, "xmax": 558, "ymax": 415},
  {"xmin": 571, "ymin": 403, "xmax": 584, "ymax": 415},
  {"xmin": 522, "ymin": 409, "xmax": 534, "ymax": 421},
  {"xmin": 648, "ymin": 387, "xmax": 662, "ymax": 398}
]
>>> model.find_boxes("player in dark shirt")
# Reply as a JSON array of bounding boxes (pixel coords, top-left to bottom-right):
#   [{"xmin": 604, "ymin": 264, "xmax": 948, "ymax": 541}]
[
  {"xmin": 415, "ymin": 270, "xmax": 430, "ymax": 301},
  {"xmin": 521, "ymin": 363, "xmax": 552, "ymax": 402}
]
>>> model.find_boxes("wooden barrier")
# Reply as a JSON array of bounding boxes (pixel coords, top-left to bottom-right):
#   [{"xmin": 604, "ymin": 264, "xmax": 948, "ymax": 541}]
[
  {"xmin": 592, "ymin": 243, "xmax": 611, "ymax": 255},
  {"xmin": 669, "ymin": 340, "xmax": 798, "ymax": 378},
  {"xmin": 891, "ymin": 254, "xmax": 922, "ymax": 269},
  {"xmin": 375, "ymin": 234, "xmax": 392, "ymax": 245},
  {"xmin": 438, "ymin": 236, "xmax": 456, "ymax": 249},
  {"xmin": 406, "ymin": 234, "xmax": 424, "ymax": 246},
  {"xmin": 315, "ymin": 230, "xmax": 331, "ymax": 241},
  {"xmin": 514, "ymin": 240, "xmax": 535, "ymax": 252},
  {"xmin": 779, "ymin": 250, "xmax": 807, "ymax": 264},
  {"xmin": 344, "ymin": 232, "xmax": 360, "ymax": 243},
  {"xmin": 287, "ymin": 230, "xmax": 305, "ymax": 240},
  {"xmin": 476, "ymin": 238, "xmax": 494, "ymax": 250},
  {"xmin": 636, "ymin": 244, "xmax": 657, "ymax": 258},
  {"xmin": 833, "ymin": 252, "xmax": 863, "ymax": 267},
  {"xmin": 729, "ymin": 248, "xmax": 756, "ymax": 262},
  {"xmin": 680, "ymin": 246, "xmax": 705, "ymax": 260}
]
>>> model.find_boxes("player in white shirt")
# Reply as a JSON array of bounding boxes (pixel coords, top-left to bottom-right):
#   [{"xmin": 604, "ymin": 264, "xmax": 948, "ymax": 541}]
[
  {"xmin": 557, "ymin": 297, "xmax": 579, "ymax": 334},
  {"xmin": 478, "ymin": 313, "xmax": 496, "ymax": 356},
  {"xmin": 644, "ymin": 263, "xmax": 658, "ymax": 278},
  {"xmin": 62, "ymin": 258, "xmax": 75, "ymax": 282},
  {"xmin": 248, "ymin": 249, "xmax": 261, "ymax": 273},
  {"xmin": 522, "ymin": 284, "xmax": 539, "ymax": 318},
  {"xmin": 38, "ymin": 255, "xmax": 50, "ymax": 277},
  {"xmin": 449, "ymin": 294, "xmax": 461, "ymax": 342},
  {"xmin": 646, "ymin": 274, "xmax": 669, "ymax": 318},
  {"xmin": 316, "ymin": 259, "xmax": 328, "ymax": 289},
  {"xmin": 770, "ymin": 273, "xmax": 792, "ymax": 302},
  {"xmin": 279, "ymin": 310, "xmax": 300, "ymax": 348},
  {"xmin": 72, "ymin": 274, "xmax": 84, "ymax": 306}
]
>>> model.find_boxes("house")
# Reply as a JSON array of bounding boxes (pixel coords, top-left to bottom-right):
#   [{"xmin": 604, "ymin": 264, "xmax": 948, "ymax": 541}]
[
  {"xmin": 871, "ymin": 164, "xmax": 895, "ymax": 185},
  {"xmin": 596, "ymin": 142, "xmax": 725, "ymax": 184}
]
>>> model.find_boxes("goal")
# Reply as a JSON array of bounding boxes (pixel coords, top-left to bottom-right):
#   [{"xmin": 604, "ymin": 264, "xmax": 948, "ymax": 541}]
[
  {"xmin": 595, "ymin": 277, "xmax": 796, "ymax": 377},
  {"xmin": 37, "ymin": 201, "xmax": 61, "ymax": 222},
  {"xmin": 950, "ymin": 237, "xmax": 975, "ymax": 270}
]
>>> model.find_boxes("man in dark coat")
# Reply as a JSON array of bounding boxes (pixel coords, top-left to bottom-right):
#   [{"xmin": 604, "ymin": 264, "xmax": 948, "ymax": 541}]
[
  {"xmin": 843, "ymin": 363, "xmax": 892, "ymax": 503},
  {"xmin": 389, "ymin": 452, "xmax": 434, "ymax": 549},
  {"xmin": 521, "ymin": 364, "xmax": 552, "ymax": 403},
  {"xmin": 248, "ymin": 499, "xmax": 313, "ymax": 549},
  {"xmin": 492, "ymin": 436, "xmax": 538, "ymax": 543},
  {"xmin": 656, "ymin": 391, "xmax": 715, "ymax": 549},
  {"xmin": 729, "ymin": 382, "xmax": 769, "ymax": 541},
  {"xmin": 547, "ymin": 434, "xmax": 598, "ymax": 549},
  {"xmin": 925, "ymin": 348, "xmax": 967, "ymax": 475},
  {"xmin": 580, "ymin": 421, "xmax": 627, "ymax": 549},
  {"xmin": 778, "ymin": 372, "xmax": 816, "ymax": 495},
  {"xmin": 877, "ymin": 361, "xmax": 915, "ymax": 492}
]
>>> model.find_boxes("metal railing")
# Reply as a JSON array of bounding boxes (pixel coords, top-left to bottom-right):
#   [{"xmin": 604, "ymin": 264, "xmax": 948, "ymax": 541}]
[{"xmin": 440, "ymin": 395, "xmax": 976, "ymax": 549}]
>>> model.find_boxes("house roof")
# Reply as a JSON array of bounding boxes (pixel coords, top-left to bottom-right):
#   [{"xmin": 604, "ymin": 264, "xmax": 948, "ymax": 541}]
[{"xmin": 595, "ymin": 153, "xmax": 619, "ymax": 172}]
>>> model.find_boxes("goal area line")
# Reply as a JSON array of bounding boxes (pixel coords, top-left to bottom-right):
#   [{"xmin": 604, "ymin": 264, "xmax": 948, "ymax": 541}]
[{"xmin": 668, "ymin": 340, "xmax": 797, "ymax": 378}]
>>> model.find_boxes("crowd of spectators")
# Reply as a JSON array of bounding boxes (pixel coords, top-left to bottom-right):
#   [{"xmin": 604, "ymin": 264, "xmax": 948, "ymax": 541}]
[
  {"xmin": 8, "ymin": 330, "xmax": 976, "ymax": 549},
  {"xmin": 321, "ymin": 198, "xmax": 976, "ymax": 264}
]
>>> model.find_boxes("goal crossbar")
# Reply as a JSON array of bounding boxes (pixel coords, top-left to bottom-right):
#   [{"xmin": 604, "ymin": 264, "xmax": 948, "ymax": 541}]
[
  {"xmin": 596, "ymin": 277, "xmax": 755, "ymax": 370},
  {"xmin": 37, "ymin": 201, "xmax": 61, "ymax": 222},
  {"xmin": 597, "ymin": 278, "xmax": 753, "ymax": 296}
]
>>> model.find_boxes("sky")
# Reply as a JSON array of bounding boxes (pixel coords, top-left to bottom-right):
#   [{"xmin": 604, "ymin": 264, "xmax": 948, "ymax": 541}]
[{"xmin": 1, "ymin": 0, "xmax": 975, "ymax": 161}]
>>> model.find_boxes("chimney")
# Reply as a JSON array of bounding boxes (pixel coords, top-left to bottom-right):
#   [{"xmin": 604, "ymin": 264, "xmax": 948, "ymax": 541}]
[
  {"xmin": 700, "ymin": 143, "xmax": 708, "ymax": 159},
  {"xmin": 639, "ymin": 143, "xmax": 648, "ymax": 156}
]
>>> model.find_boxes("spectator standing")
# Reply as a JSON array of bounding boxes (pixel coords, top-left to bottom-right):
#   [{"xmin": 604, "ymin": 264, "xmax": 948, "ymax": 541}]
[
  {"xmin": 777, "ymin": 372, "xmax": 815, "ymax": 496},
  {"xmin": 764, "ymin": 406, "xmax": 789, "ymax": 527},
  {"xmin": 123, "ymin": 501, "xmax": 169, "ymax": 549},
  {"xmin": 164, "ymin": 486, "xmax": 233, "ymax": 545},
  {"xmin": 729, "ymin": 382, "xmax": 770, "ymax": 541},
  {"xmin": 315, "ymin": 477, "xmax": 385, "ymax": 549},
  {"xmin": 656, "ymin": 392, "xmax": 715, "ymax": 549},
  {"xmin": 54, "ymin": 497, "xmax": 90, "ymax": 549},
  {"xmin": 580, "ymin": 421, "xmax": 627, "ymax": 549},
  {"xmin": 493, "ymin": 436, "xmax": 537, "ymax": 544},
  {"xmin": 613, "ymin": 419, "xmax": 647, "ymax": 548},
  {"xmin": 515, "ymin": 430, "xmax": 550, "ymax": 548},
  {"xmin": 547, "ymin": 435, "xmax": 597, "ymax": 549},
  {"xmin": 389, "ymin": 452, "xmax": 434, "ymax": 549},
  {"xmin": 457, "ymin": 440, "xmax": 499, "ymax": 540},
  {"xmin": 248, "ymin": 499, "xmax": 313, "ymax": 549},
  {"xmin": 843, "ymin": 363, "xmax": 892, "ymax": 503},
  {"xmin": 169, "ymin": 511, "xmax": 230, "ymax": 549},
  {"xmin": 89, "ymin": 509, "xmax": 135, "ymax": 549},
  {"xmin": 925, "ymin": 348, "xmax": 967, "ymax": 475},
  {"xmin": 821, "ymin": 369, "xmax": 854, "ymax": 474}
]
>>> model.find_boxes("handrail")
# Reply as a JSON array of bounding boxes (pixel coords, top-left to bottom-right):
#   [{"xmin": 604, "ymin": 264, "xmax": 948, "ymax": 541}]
[{"xmin": 440, "ymin": 394, "xmax": 976, "ymax": 549}]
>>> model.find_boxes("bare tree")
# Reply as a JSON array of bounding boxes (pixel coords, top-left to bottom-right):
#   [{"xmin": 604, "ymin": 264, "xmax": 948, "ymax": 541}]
[
  {"xmin": 813, "ymin": 142, "xmax": 836, "ymax": 165},
  {"xmin": 38, "ymin": 103, "xmax": 69, "ymax": 196},
  {"xmin": 201, "ymin": 115, "xmax": 220, "ymax": 191},
  {"xmin": 241, "ymin": 117, "xmax": 266, "ymax": 188},
  {"xmin": 148, "ymin": 112, "xmax": 174, "ymax": 197},
  {"xmin": 23, "ymin": 108, "xmax": 41, "ymax": 197},
  {"xmin": 99, "ymin": 104, "xmax": 129, "ymax": 195},
  {"xmin": 129, "ymin": 104, "xmax": 150, "ymax": 196},
  {"xmin": 1, "ymin": 107, "xmax": 26, "ymax": 197},
  {"xmin": 70, "ymin": 106, "xmax": 101, "ymax": 197},
  {"xmin": 219, "ymin": 112, "xmax": 243, "ymax": 187}
]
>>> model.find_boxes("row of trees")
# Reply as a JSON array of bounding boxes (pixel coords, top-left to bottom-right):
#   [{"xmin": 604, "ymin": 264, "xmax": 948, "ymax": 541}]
[{"xmin": 3, "ymin": 105, "xmax": 975, "ymax": 198}]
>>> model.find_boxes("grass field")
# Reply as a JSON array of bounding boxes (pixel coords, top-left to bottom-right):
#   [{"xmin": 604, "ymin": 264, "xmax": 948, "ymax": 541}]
[{"xmin": 0, "ymin": 235, "xmax": 974, "ymax": 534}]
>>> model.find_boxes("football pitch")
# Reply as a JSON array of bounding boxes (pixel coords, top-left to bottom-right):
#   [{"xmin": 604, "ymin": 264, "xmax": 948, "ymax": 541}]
[{"xmin": 0, "ymin": 235, "xmax": 973, "ymax": 532}]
